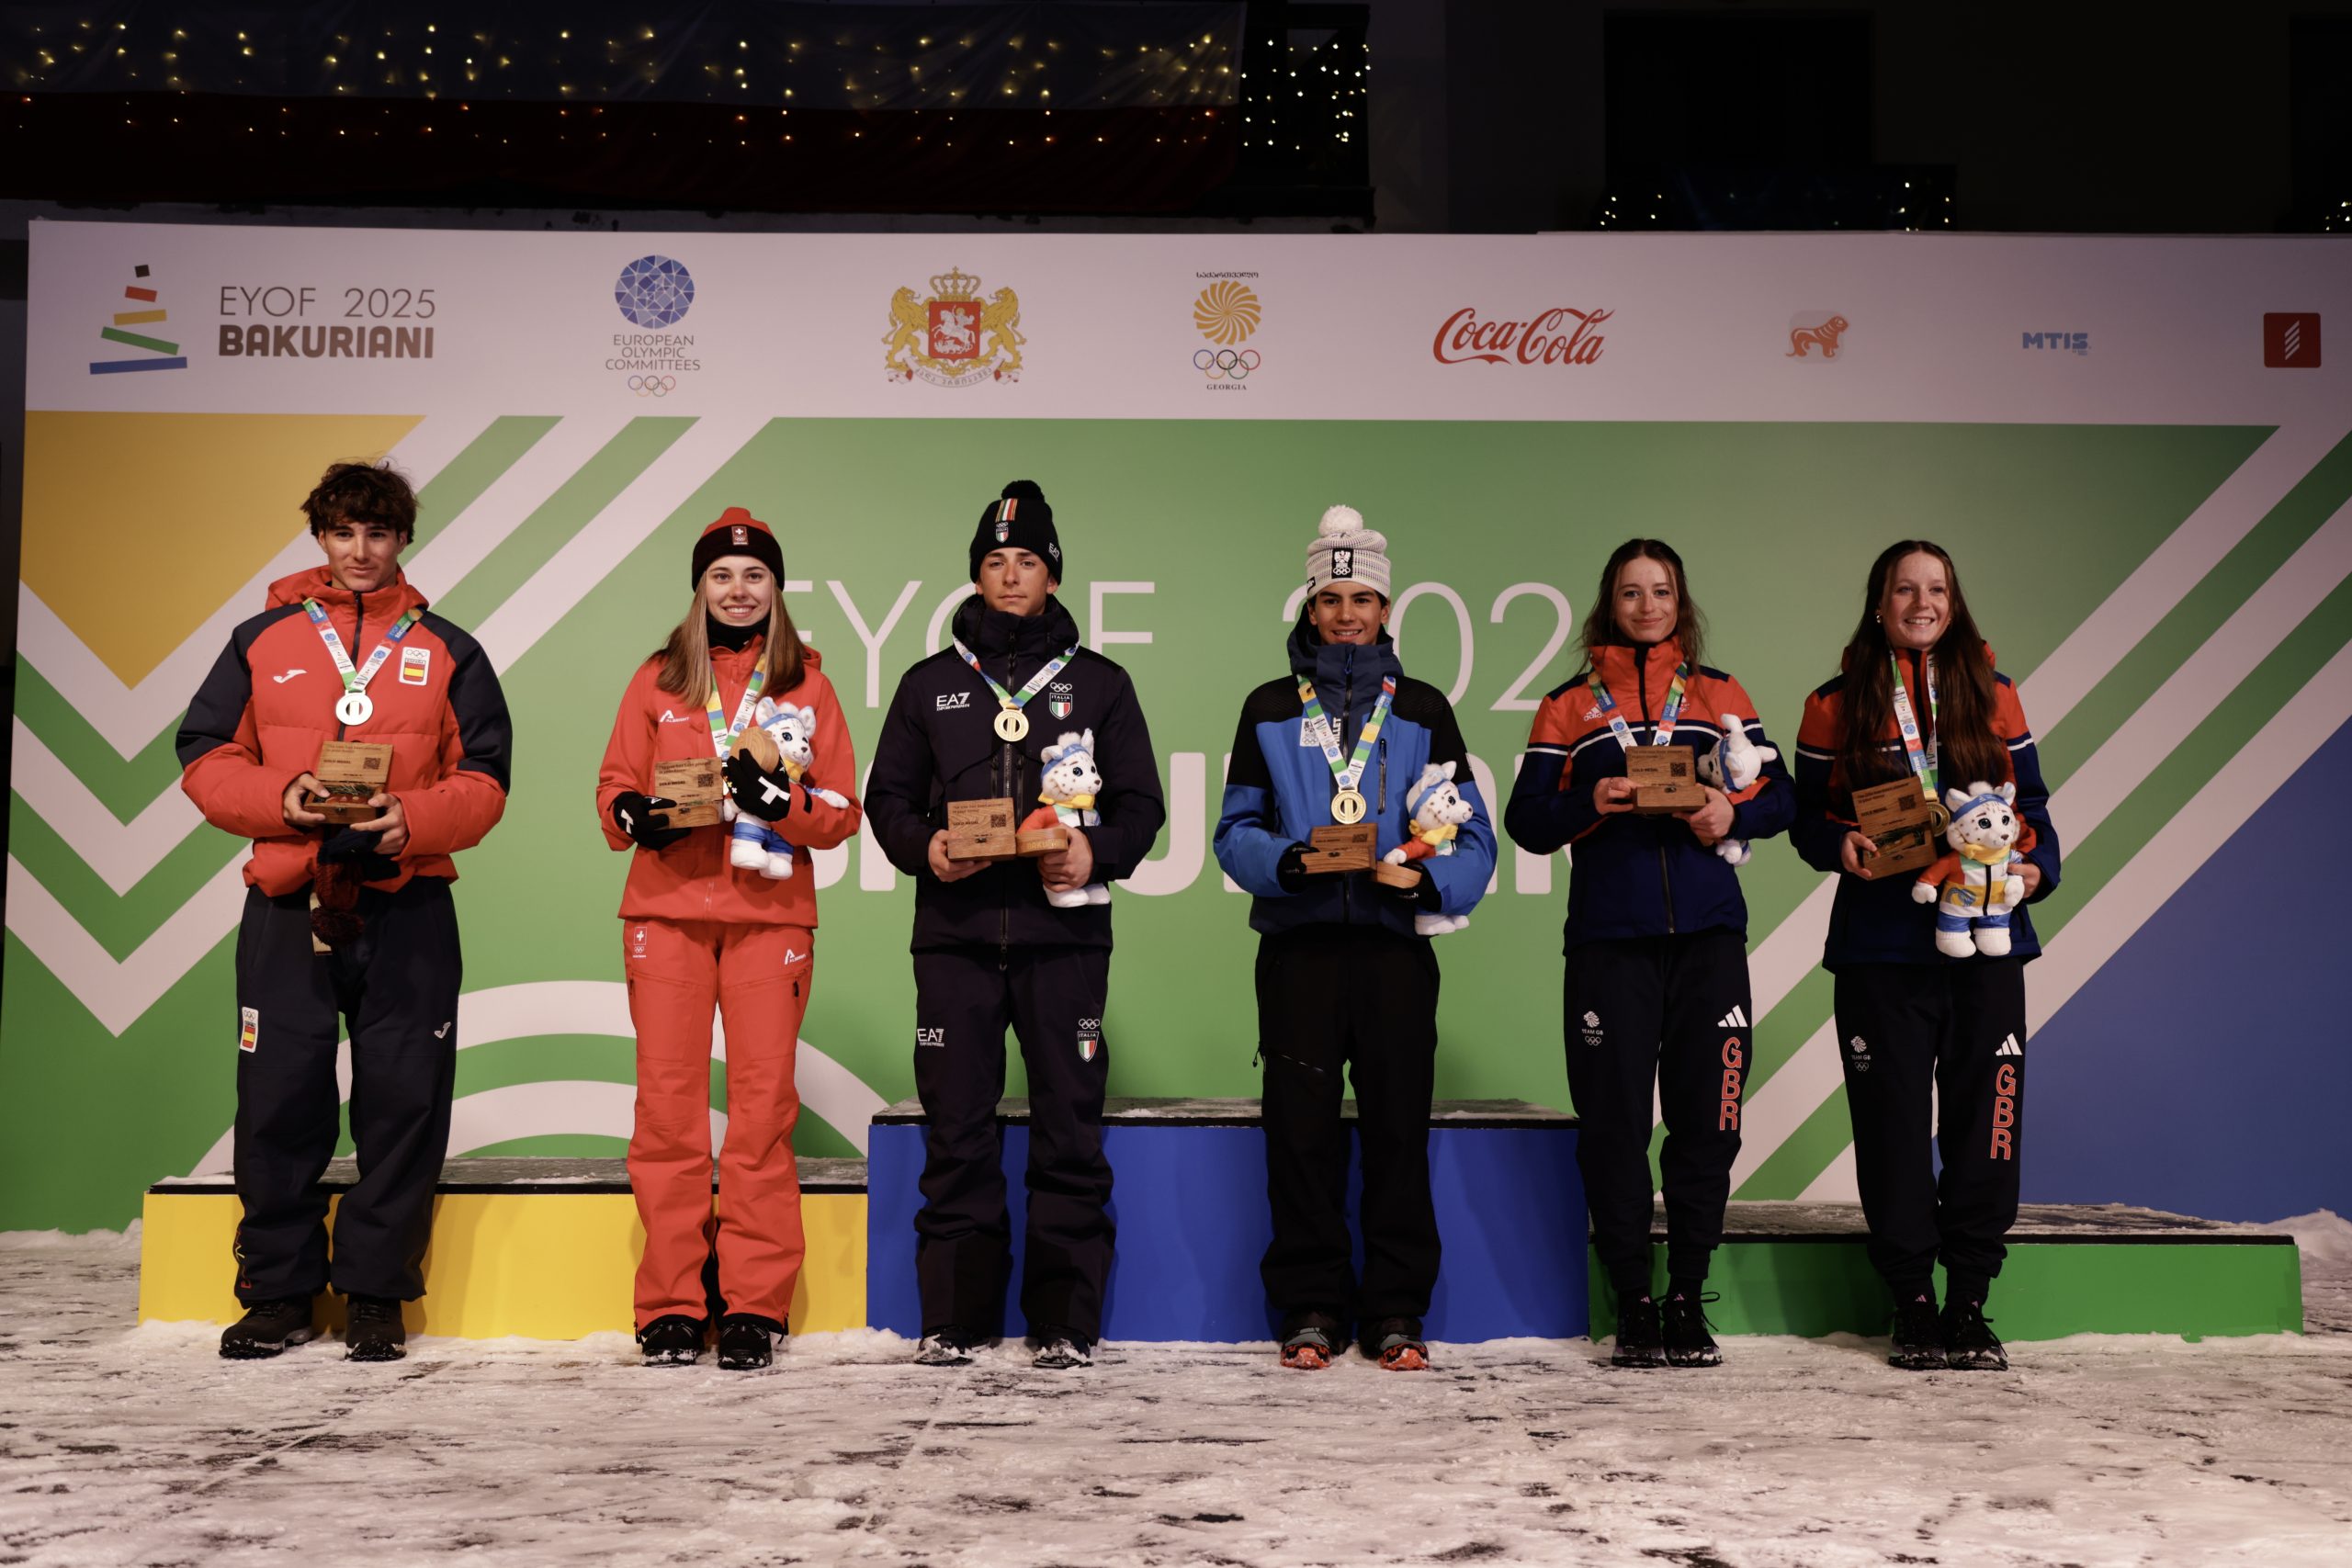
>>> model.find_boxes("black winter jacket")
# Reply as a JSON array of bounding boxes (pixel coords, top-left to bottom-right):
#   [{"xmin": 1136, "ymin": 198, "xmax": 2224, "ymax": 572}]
[{"xmin": 866, "ymin": 593, "xmax": 1166, "ymax": 952}]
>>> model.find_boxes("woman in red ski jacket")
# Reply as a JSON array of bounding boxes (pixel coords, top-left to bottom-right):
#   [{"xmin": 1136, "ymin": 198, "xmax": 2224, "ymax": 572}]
[{"xmin": 595, "ymin": 507, "xmax": 861, "ymax": 1370}]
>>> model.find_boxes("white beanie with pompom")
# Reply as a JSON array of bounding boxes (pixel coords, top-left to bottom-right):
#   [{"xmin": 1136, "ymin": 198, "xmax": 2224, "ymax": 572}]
[{"xmin": 1306, "ymin": 503, "xmax": 1391, "ymax": 599}]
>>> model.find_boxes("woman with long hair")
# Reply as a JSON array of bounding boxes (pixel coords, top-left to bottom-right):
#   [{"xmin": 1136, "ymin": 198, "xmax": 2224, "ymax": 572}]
[
  {"xmin": 1791, "ymin": 540, "xmax": 2062, "ymax": 1371},
  {"xmin": 596, "ymin": 507, "xmax": 862, "ymax": 1370},
  {"xmin": 1506, "ymin": 538, "xmax": 1793, "ymax": 1368}
]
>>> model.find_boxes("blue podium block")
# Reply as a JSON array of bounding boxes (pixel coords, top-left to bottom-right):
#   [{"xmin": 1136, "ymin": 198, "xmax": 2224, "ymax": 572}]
[{"xmin": 866, "ymin": 1098, "xmax": 1585, "ymax": 1343}]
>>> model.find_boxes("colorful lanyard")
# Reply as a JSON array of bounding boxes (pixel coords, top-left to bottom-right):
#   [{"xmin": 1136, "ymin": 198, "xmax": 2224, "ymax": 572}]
[
  {"xmin": 1297, "ymin": 674, "xmax": 1396, "ymax": 795},
  {"xmin": 1589, "ymin": 661, "xmax": 1688, "ymax": 750},
  {"xmin": 953, "ymin": 638, "xmax": 1079, "ymax": 716},
  {"xmin": 302, "ymin": 598, "xmax": 420, "ymax": 698},
  {"xmin": 1887, "ymin": 651, "xmax": 1939, "ymax": 800},
  {"xmin": 703, "ymin": 661, "xmax": 769, "ymax": 758}
]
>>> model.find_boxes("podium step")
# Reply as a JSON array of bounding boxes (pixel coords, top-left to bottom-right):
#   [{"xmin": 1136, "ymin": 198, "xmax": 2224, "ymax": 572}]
[
  {"xmin": 1587, "ymin": 1201, "xmax": 2305, "ymax": 1342},
  {"xmin": 139, "ymin": 1156, "xmax": 868, "ymax": 1340}
]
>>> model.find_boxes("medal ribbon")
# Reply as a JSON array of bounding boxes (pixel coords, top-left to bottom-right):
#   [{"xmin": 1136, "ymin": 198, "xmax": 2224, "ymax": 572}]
[
  {"xmin": 703, "ymin": 661, "xmax": 770, "ymax": 759},
  {"xmin": 303, "ymin": 598, "xmax": 421, "ymax": 701},
  {"xmin": 1589, "ymin": 661, "xmax": 1688, "ymax": 751},
  {"xmin": 1887, "ymin": 651, "xmax": 1939, "ymax": 800},
  {"xmin": 1296, "ymin": 674, "xmax": 1396, "ymax": 795},
  {"xmin": 953, "ymin": 637, "xmax": 1079, "ymax": 723}
]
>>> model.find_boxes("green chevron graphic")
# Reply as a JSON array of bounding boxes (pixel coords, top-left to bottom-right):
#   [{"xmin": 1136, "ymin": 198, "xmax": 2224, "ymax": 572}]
[{"xmin": 9, "ymin": 415, "xmax": 2350, "ymax": 1232}]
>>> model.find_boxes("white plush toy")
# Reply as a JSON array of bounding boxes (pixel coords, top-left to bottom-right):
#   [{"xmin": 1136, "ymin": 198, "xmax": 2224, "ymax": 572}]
[
  {"xmin": 1383, "ymin": 760, "xmax": 1473, "ymax": 938},
  {"xmin": 1694, "ymin": 711, "xmax": 1779, "ymax": 864},
  {"xmin": 1910, "ymin": 780, "xmax": 2029, "ymax": 957},
  {"xmin": 1022, "ymin": 728, "xmax": 1109, "ymax": 908},
  {"xmin": 729, "ymin": 698, "xmax": 848, "ymax": 880}
]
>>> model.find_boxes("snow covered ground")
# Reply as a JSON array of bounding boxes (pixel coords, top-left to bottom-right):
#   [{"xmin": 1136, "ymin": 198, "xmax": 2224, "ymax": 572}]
[{"xmin": 3, "ymin": 1218, "xmax": 2348, "ymax": 1567}]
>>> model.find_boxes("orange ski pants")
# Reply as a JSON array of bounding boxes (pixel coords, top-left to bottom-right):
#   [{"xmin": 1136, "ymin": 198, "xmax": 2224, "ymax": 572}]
[{"xmin": 623, "ymin": 918, "xmax": 813, "ymax": 1327}]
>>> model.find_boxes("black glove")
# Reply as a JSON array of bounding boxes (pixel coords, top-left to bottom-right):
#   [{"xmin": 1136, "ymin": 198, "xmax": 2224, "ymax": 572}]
[
  {"xmin": 725, "ymin": 751, "xmax": 800, "ymax": 822},
  {"xmin": 612, "ymin": 792, "xmax": 690, "ymax": 852},
  {"xmin": 1275, "ymin": 842, "xmax": 1313, "ymax": 895},
  {"xmin": 316, "ymin": 826, "xmax": 397, "ymax": 883},
  {"xmin": 1383, "ymin": 862, "xmax": 1442, "ymax": 908}
]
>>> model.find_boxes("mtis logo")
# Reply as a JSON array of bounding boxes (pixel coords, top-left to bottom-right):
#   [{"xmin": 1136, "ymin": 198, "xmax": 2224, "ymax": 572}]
[
  {"xmin": 2264, "ymin": 312, "xmax": 2321, "ymax": 368},
  {"xmin": 2022, "ymin": 331, "xmax": 2089, "ymax": 355}
]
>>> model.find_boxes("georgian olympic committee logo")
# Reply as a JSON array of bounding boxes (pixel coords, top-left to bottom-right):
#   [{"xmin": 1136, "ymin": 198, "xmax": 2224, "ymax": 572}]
[
  {"xmin": 606, "ymin": 255, "xmax": 701, "ymax": 390},
  {"xmin": 616, "ymin": 256, "xmax": 695, "ymax": 329},
  {"xmin": 1193, "ymin": 276, "xmax": 1262, "ymax": 389},
  {"xmin": 885, "ymin": 266, "xmax": 1025, "ymax": 386}
]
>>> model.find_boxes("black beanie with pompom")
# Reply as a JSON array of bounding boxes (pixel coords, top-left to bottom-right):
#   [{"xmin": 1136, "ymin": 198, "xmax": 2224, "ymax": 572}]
[{"xmin": 967, "ymin": 479, "xmax": 1063, "ymax": 582}]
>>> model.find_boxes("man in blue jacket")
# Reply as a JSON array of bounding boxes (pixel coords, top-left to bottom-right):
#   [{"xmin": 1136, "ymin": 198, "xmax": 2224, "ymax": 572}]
[{"xmin": 1213, "ymin": 506, "xmax": 1496, "ymax": 1371}]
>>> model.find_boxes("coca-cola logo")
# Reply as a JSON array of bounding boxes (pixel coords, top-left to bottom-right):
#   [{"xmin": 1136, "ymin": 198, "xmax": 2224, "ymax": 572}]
[{"xmin": 1433, "ymin": 306, "xmax": 1612, "ymax": 366}]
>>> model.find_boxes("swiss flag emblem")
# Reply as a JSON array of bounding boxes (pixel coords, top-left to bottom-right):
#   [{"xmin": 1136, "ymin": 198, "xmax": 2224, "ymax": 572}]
[{"xmin": 730, "ymin": 524, "xmax": 750, "ymax": 546}]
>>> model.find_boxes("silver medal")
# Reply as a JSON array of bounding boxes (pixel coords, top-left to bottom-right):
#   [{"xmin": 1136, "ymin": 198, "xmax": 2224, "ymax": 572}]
[
  {"xmin": 993, "ymin": 707, "xmax": 1031, "ymax": 743},
  {"xmin": 336, "ymin": 691, "xmax": 374, "ymax": 726},
  {"xmin": 1330, "ymin": 787, "xmax": 1368, "ymax": 825}
]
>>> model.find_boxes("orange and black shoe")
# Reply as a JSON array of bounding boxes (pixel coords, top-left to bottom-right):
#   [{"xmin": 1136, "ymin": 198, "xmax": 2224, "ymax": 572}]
[
  {"xmin": 1278, "ymin": 1309, "xmax": 1344, "ymax": 1370},
  {"xmin": 1362, "ymin": 1315, "xmax": 1430, "ymax": 1371}
]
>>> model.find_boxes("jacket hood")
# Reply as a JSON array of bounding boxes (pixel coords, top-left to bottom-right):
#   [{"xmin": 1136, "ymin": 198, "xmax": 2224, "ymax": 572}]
[
  {"xmin": 1285, "ymin": 610, "xmax": 1403, "ymax": 694},
  {"xmin": 1838, "ymin": 638, "xmax": 1997, "ymax": 674},
  {"xmin": 266, "ymin": 565, "xmax": 429, "ymax": 618},
  {"xmin": 709, "ymin": 636, "xmax": 823, "ymax": 678},
  {"xmin": 1588, "ymin": 639, "xmax": 1691, "ymax": 684},
  {"xmin": 952, "ymin": 591, "xmax": 1081, "ymax": 657}
]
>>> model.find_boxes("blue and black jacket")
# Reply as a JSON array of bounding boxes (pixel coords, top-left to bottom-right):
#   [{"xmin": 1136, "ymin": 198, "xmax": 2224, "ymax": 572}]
[
  {"xmin": 1505, "ymin": 640, "xmax": 1794, "ymax": 953},
  {"xmin": 1214, "ymin": 618, "xmax": 1496, "ymax": 939}
]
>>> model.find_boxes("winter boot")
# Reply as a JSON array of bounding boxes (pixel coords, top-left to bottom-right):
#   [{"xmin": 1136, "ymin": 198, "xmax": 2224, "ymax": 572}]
[
  {"xmin": 1361, "ymin": 1315, "xmax": 1430, "ymax": 1371},
  {"xmin": 1030, "ymin": 1325, "xmax": 1094, "ymax": 1370},
  {"xmin": 344, "ymin": 1295, "xmax": 408, "ymax": 1362},
  {"xmin": 219, "ymin": 1297, "xmax": 318, "ymax": 1360},
  {"xmin": 718, "ymin": 1314, "xmax": 784, "ymax": 1371},
  {"xmin": 1611, "ymin": 1294, "xmax": 1667, "ymax": 1368},
  {"xmin": 913, "ymin": 1326, "xmax": 983, "ymax": 1367},
  {"xmin": 1279, "ymin": 1309, "xmax": 1346, "ymax": 1371},
  {"xmin": 638, "ymin": 1314, "xmax": 707, "ymax": 1366},
  {"xmin": 1888, "ymin": 1291, "xmax": 1947, "ymax": 1371},
  {"xmin": 1660, "ymin": 1287, "xmax": 1724, "ymax": 1369},
  {"xmin": 1940, "ymin": 1299, "xmax": 2008, "ymax": 1371}
]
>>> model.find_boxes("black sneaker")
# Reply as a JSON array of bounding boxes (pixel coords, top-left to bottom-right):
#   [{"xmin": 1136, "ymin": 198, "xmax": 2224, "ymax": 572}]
[
  {"xmin": 219, "ymin": 1297, "xmax": 317, "ymax": 1359},
  {"xmin": 1360, "ymin": 1315, "xmax": 1430, "ymax": 1371},
  {"xmin": 637, "ymin": 1314, "xmax": 706, "ymax": 1366},
  {"xmin": 344, "ymin": 1295, "xmax": 407, "ymax": 1362},
  {"xmin": 1941, "ymin": 1299, "xmax": 2008, "ymax": 1371},
  {"xmin": 718, "ymin": 1314, "xmax": 784, "ymax": 1371},
  {"xmin": 1889, "ymin": 1292, "xmax": 1947, "ymax": 1371},
  {"xmin": 913, "ymin": 1326, "xmax": 983, "ymax": 1367},
  {"xmin": 1611, "ymin": 1295, "xmax": 1667, "ymax": 1368},
  {"xmin": 1660, "ymin": 1290, "xmax": 1723, "ymax": 1369},
  {"xmin": 1030, "ymin": 1325, "xmax": 1094, "ymax": 1370},
  {"xmin": 1279, "ymin": 1309, "xmax": 1346, "ymax": 1371}
]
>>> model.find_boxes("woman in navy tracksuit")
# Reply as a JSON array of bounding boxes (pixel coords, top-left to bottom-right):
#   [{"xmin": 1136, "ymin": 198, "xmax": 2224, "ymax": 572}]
[
  {"xmin": 1506, "ymin": 538, "xmax": 1793, "ymax": 1369},
  {"xmin": 1214, "ymin": 506, "xmax": 1496, "ymax": 1372}
]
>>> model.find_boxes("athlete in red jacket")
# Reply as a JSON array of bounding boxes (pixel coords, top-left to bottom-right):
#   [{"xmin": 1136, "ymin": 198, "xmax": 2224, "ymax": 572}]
[
  {"xmin": 596, "ymin": 509, "xmax": 861, "ymax": 1370},
  {"xmin": 178, "ymin": 460, "xmax": 512, "ymax": 1364}
]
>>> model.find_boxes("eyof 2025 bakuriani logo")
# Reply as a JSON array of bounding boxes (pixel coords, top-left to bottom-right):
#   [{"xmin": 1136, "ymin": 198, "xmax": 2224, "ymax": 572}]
[{"xmin": 609, "ymin": 254, "xmax": 702, "ymax": 399}]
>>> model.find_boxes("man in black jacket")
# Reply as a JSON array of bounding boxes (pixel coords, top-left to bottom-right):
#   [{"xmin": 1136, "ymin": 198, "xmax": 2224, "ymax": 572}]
[{"xmin": 866, "ymin": 479, "xmax": 1166, "ymax": 1370}]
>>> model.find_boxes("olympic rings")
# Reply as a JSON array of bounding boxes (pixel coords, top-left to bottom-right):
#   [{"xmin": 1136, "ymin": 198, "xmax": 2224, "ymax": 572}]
[
  {"xmin": 628, "ymin": 375, "xmax": 677, "ymax": 397},
  {"xmin": 1192, "ymin": 348, "xmax": 1262, "ymax": 381}
]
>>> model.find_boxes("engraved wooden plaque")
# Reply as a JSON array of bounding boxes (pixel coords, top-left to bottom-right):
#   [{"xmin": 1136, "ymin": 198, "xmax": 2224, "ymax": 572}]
[
  {"xmin": 652, "ymin": 756, "xmax": 725, "ymax": 829},
  {"xmin": 1851, "ymin": 778, "xmax": 1941, "ymax": 876},
  {"xmin": 1015, "ymin": 828, "xmax": 1071, "ymax": 857},
  {"xmin": 946, "ymin": 797, "xmax": 1019, "ymax": 861},
  {"xmin": 1302, "ymin": 822, "xmax": 1378, "ymax": 874},
  {"xmin": 313, "ymin": 740, "xmax": 393, "ymax": 825},
  {"xmin": 1372, "ymin": 859, "xmax": 1422, "ymax": 888},
  {"xmin": 1626, "ymin": 745, "xmax": 1704, "ymax": 814}
]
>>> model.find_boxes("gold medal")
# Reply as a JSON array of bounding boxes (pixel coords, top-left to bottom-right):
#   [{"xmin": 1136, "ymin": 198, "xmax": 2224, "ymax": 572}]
[
  {"xmin": 993, "ymin": 707, "xmax": 1030, "ymax": 744},
  {"xmin": 1928, "ymin": 798, "xmax": 1952, "ymax": 834},
  {"xmin": 1330, "ymin": 788, "xmax": 1368, "ymax": 825}
]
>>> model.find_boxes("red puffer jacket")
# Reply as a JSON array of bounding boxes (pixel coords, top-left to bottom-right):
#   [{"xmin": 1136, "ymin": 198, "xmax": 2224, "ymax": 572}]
[{"xmin": 177, "ymin": 566, "xmax": 514, "ymax": 895}]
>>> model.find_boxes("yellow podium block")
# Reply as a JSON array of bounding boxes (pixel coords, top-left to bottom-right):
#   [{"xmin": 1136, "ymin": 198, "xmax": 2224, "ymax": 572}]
[{"xmin": 141, "ymin": 1157, "xmax": 866, "ymax": 1339}]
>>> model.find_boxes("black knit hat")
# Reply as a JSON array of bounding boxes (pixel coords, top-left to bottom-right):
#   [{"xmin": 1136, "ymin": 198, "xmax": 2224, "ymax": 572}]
[
  {"xmin": 968, "ymin": 479, "xmax": 1063, "ymax": 583},
  {"xmin": 691, "ymin": 506, "xmax": 786, "ymax": 587}
]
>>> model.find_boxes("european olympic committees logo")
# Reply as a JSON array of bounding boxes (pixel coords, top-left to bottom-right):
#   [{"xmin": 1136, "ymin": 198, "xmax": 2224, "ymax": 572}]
[
  {"xmin": 609, "ymin": 255, "xmax": 700, "ymax": 395},
  {"xmin": 1193, "ymin": 276, "xmax": 1261, "ymax": 389}
]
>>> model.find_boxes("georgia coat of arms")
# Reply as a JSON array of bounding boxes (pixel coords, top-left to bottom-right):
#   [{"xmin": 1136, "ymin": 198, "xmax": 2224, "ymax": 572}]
[{"xmin": 884, "ymin": 266, "xmax": 1024, "ymax": 387}]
